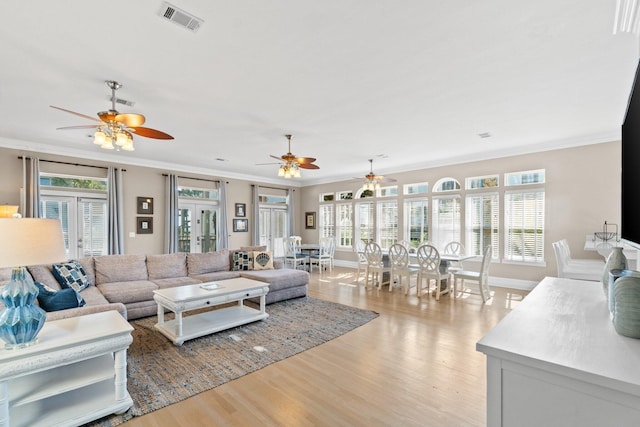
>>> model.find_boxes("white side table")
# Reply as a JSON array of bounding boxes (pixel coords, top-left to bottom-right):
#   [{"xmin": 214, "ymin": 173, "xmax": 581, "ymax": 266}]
[{"xmin": 0, "ymin": 310, "xmax": 134, "ymax": 427}]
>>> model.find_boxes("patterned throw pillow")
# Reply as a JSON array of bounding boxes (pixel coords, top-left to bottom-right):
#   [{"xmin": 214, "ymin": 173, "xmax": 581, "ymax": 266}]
[
  {"xmin": 34, "ymin": 281, "xmax": 86, "ymax": 312},
  {"xmin": 52, "ymin": 260, "xmax": 91, "ymax": 292},
  {"xmin": 253, "ymin": 251, "xmax": 274, "ymax": 270},
  {"xmin": 232, "ymin": 251, "xmax": 254, "ymax": 271}
]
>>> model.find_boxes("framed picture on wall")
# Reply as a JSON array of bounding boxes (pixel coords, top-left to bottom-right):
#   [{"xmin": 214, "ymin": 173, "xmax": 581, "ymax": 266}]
[
  {"xmin": 305, "ymin": 212, "xmax": 316, "ymax": 229},
  {"xmin": 233, "ymin": 218, "xmax": 248, "ymax": 232},
  {"xmin": 137, "ymin": 217, "xmax": 153, "ymax": 234},
  {"xmin": 235, "ymin": 203, "xmax": 246, "ymax": 217},
  {"xmin": 137, "ymin": 197, "xmax": 154, "ymax": 214}
]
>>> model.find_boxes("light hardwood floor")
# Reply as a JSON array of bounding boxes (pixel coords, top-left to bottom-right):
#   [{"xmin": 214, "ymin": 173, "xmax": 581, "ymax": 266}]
[{"xmin": 123, "ymin": 266, "xmax": 528, "ymax": 427}]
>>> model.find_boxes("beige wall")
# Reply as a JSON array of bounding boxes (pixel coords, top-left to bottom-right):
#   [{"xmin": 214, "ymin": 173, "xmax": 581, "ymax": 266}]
[
  {"xmin": 0, "ymin": 147, "xmax": 299, "ymax": 254},
  {"xmin": 0, "ymin": 141, "xmax": 620, "ymax": 285},
  {"xmin": 299, "ymin": 141, "xmax": 620, "ymax": 284}
]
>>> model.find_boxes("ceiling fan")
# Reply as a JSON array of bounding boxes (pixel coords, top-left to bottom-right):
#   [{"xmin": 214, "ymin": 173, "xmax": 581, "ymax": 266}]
[
  {"xmin": 356, "ymin": 159, "xmax": 397, "ymax": 190},
  {"xmin": 50, "ymin": 80, "xmax": 173, "ymax": 151},
  {"xmin": 266, "ymin": 134, "xmax": 319, "ymax": 178}
]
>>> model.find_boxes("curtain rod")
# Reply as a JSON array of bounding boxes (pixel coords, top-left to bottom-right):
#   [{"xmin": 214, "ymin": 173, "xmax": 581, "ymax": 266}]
[
  {"xmin": 162, "ymin": 173, "xmax": 225, "ymax": 184},
  {"xmin": 252, "ymin": 184, "xmax": 294, "ymax": 191},
  {"xmin": 17, "ymin": 156, "xmax": 126, "ymax": 172}
]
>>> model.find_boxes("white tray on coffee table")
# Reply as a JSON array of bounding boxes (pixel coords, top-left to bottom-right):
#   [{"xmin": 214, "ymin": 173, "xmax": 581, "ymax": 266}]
[{"xmin": 153, "ymin": 277, "xmax": 269, "ymax": 346}]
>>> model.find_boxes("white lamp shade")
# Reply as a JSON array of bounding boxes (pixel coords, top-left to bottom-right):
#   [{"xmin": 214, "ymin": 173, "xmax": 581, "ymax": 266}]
[{"xmin": 0, "ymin": 218, "xmax": 67, "ymax": 268}]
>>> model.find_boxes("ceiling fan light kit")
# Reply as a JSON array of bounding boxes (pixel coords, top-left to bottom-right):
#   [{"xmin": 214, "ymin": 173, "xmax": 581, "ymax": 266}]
[
  {"xmin": 360, "ymin": 158, "xmax": 396, "ymax": 190},
  {"xmin": 271, "ymin": 134, "xmax": 319, "ymax": 179},
  {"xmin": 51, "ymin": 80, "xmax": 173, "ymax": 153}
]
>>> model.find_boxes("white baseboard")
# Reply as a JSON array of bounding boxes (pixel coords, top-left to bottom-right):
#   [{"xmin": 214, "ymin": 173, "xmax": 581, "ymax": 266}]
[{"xmin": 333, "ymin": 260, "xmax": 537, "ymax": 291}]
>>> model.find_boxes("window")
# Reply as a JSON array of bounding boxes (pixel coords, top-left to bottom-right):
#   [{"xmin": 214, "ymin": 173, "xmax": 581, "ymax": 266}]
[
  {"xmin": 505, "ymin": 169, "xmax": 545, "ymax": 186},
  {"xmin": 377, "ymin": 201, "xmax": 398, "ymax": 249},
  {"xmin": 404, "ymin": 199, "xmax": 428, "ymax": 249},
  {"xmin": 466, "ymin": 193, "xmax": 499, "ymax": 257},
  {"xmin": 504, "ymin": 190, "xmax": 545, "ymax": 263},
  {"xmin": 434, "ymin": 177, "xmax": 461, "ymax": 192},
  {"xmin": 356, "ymin": 202, "xmax": 375, "ymax": 243},
  {"xmin": 177, "ymin": 188, "xmax": 218, "ymax": 200},
  {"xmin": 431, "ymin": 196, "xmax": 461, "ymax": 249},
  {"xmin": 40, "ymin": 173, "xmax": 108, "ymax": 258},
  {"xmin": 403, "ymin": 182, "xmax": 428, "ymax": 195},
  {"xmin": 337, "ymin": 191, "xmax": 353, "ymax": 200},
  {"xmin": 337, "ymin": 203, "xmax": 353, "ymax": 248},
  {"xmin": 178, "ymin": 185, "xmax": 221, "ymax": 253},
  {"xmin": 355, "ymin": 188, "xmax": 375, "ymax": 199},
  {"xmin": 466, "ymin": 175, "xmax": 499, "ymax": 190},
  {"xmin": 319, "ymin": 204, "xmax": 335, "ymax": 239},
  {"xmin": 379, "ymin": 186, "xmax": 398, "ymax": 197},
  {"xmin": 320, "ymin": 192, "xmax": 335, "ymax": 202}
]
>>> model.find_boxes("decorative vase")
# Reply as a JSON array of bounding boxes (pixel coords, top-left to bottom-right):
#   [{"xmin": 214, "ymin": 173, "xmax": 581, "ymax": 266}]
[
  {"xmin": 0, "ymin": 267, "xmax": 47, "ymax": 349},
  {"xmin": 613, "ymin": 275, "xmax": 640, "ymax": 338},
  {"xmin": 603, "ymin": 247, "xmax": 627, "ymax": 298}
]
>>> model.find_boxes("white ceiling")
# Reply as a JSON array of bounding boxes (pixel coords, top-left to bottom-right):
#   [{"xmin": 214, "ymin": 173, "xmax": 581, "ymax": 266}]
[{"xmin": 0, "ymin": 1, "xmax": 638, "ymax": 186}]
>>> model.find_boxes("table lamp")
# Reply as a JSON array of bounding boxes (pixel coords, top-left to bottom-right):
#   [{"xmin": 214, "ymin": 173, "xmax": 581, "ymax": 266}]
[{"xmin": 0, "ymin": 218, "xmax": 67, "ymax": 349}]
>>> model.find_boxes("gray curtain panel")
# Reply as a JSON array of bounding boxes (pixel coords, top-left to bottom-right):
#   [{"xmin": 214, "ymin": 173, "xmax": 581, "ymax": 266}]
[
  {"xmin": 287, "ymin": 188, "xmax": 295, "ymax": 236},
  {"xmin": 22, "ymin": 156, "xmax": 40, "ymax": 218},
  {"xmin": 218, "ymin": 180, "xmax": 229, "ymax": 249},
  {"xmin": 164, "ymin": 174, "xmax": 178, "ymax": 253},
  {"xmin": 252, "ymin": 184, "xmax": 260, "ymax": 245},
  {"xmin": 107, "ymin": 167, "xmax": 124, "ymax": 255}
]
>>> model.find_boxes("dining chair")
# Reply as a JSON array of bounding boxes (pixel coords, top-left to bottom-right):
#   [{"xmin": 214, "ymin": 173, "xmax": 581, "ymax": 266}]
[
  {"xmin": 355, "ymin": 240, "xmax": 369, "ymax": 282},
  {"xmin": 452, "ymin": 245, "xmax": 493, "ymax": 302},
  {"xmin": 552, "ymin": 239, "xmax": 603, "ymax": 281},
  {"xmin": 284, "ymin": 236, "xmax": 309, "ymax": 270},
  {"xmin": 416, "ymin": 243, "xmax": 450, "ymax": 300},
  {"xmin": 443, "ymin": 241, "xmax": 465, "ymax": 274},
  {"xmin": 388, "ymin": 243, "xmax": 418, "ymax": 294},
  {"xmin": 310, "ymin": 237, "xmax": 334, "ymax": 273},
  {"xmin": 364, "ymin": 242, "xmax": 392, "ymax": 290}
]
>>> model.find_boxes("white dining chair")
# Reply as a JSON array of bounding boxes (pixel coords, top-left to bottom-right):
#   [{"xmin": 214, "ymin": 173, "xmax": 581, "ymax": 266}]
[
  {"xmin": 452, "ymin": 245, "xmax": 493, "ymax": 302},
  {"xmin": 389, "ymin": 243, "xmax": 418, "ymax": 294},
  {"xmin": 284, "ymin": 236, "xmax": 309, "ymax": 270},
  {"xmin": 552, "ymin": 239, "xmax": 603, "ymax": 281},
  {"xmin": 310, "ymin": 237, "xmax": 334, "ymax": 273},
  {"xmin": 443, "ymin": 241, "xmax": 465, "ymax": 273},
  {"xmin": 364, "ymin": 242, "xmax": 392, "ymax": 290},
  {"xmin": 416, "ymin": 243, "xmax": 450, "ymax": 300},
  {"xmin": 355, "ymin": 240, "xmax": 369, "ymax": 282}
]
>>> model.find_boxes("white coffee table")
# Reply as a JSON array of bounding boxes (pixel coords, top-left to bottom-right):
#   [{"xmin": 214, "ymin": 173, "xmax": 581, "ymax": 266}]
[{"xmin": 153, "ymin": 277, "xmax": 269, "ymax": 346}]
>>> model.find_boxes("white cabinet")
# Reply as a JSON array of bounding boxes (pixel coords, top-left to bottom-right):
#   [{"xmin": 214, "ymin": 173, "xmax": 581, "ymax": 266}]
[
  {"xmin": 477, "ymin": 277, "xmax": 640, "ymax": 427},
  {"xmin": 0, "ymin": 311, "xmax": 133, "ymax": 427}
]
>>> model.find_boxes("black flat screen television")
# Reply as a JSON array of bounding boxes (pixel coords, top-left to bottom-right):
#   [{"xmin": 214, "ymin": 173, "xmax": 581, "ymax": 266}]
[{"xmin": 621, "ymin": 60, "xmax": 640, "ymax": 250}]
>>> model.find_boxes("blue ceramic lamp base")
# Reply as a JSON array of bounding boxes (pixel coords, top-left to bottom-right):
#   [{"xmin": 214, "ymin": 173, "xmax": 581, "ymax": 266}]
[{"xmin": 0, "ymin": 266, "xmax": 46, "ymax": 350}]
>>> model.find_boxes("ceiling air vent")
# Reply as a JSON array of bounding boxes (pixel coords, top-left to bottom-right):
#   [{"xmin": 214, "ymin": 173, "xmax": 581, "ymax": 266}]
[{"xmin": 159, "ymin": 2, "xmax": 203, "ymax": 33}]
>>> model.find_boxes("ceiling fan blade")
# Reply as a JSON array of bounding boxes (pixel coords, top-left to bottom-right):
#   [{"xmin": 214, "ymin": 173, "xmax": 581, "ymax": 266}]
[
  {"xmin": 299, "ymin": 163, "xmax": 320, "ymax": 170},
  {"xmin": 256, "ymin": 162, "xmax": 281, "ymax": 165},
  {"xmin": 131, "ymin": 127, "xmax": 174, "ymax": 140},
  {"xmin": 378, "ymin": 176, "xmax": 397, "ymax": 183},
  {"xmin": 270, "ymin": 155, "xmax": 284, "ymax": 161},
  {"xmin": 50, "ymin": 105, "xmax": 100, "ymax": 122},
  {"xmin": 115, "ymin": 113, "xmax": 146, "ymax": 128},
  {"xmin": 296, "ymin": 157, "xmax": 316, "ymax": 164},
  {"xmin": 56, "ymin": 125, "xmax": 100, "ymax": 130}
]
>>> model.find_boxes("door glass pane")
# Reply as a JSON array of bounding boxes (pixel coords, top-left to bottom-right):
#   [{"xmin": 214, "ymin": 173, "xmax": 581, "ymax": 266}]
[
  {"xmin": 178, "ymin": 208, "xmax": 192, "ymax": 253},
  {"xmin": 79, "ymin": 199, "xmax": 108, "ymax": 256},
  {"xmin": 200, "ymin": 209, "xmax": 217, "ymax": 252},
  {"xmin": 41, "ymin": 199, "xmax": 71, "ymax": 258}
]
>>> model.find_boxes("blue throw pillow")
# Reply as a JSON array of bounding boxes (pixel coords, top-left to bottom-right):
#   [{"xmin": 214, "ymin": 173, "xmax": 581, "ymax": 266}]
[
  {"xmin": 52, "ymin": 260, "xmax": 90, "ymax": 292},
  {"xmin": 34, "ymin": 281, "xmax": 86, "ymax": 312}
]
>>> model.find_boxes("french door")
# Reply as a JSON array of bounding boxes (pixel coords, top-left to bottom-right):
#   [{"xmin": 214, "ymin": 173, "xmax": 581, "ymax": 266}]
[
  {"xmin": 259, "ymin": 207, "xmax": 287, "ymax": 258},
  {"xmin": 178, "ymin": 202, "xmax": 218, "ymax": 253},
  {"xmin": 40, "ymin": 195, "xmax": 108, "ymax": 259}
]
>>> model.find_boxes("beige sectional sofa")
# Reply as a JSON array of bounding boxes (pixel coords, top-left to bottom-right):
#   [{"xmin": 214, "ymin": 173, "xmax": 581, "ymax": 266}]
[{"xmin": 0, "ymin": 248, "xmax": 309, "ymax": 321}]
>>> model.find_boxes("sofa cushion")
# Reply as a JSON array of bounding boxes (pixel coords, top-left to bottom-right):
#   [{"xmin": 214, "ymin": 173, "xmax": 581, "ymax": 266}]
[
  {"xmin": 79, "ymin": 285, "xmax": 110, "ymax": 305},
  {"xmin": 95, "ymin": 254, "xmax": 148, "ymax": 284},
  {"xmin": 34, "ymin": 281, "xmax": 86, "ymax": 312},
  {"xmin": 147, "ymin": 253, "xmax": 188, "ymax": 280},
  {"xmin": 52, "ymin": 260, "xmax": 91, "ymax": 292},
  {"xmin": 232, "ymin": 251, "xmax": 254, "ymax": 271},
  {"xmin": 187, "ymin": 249, "xmax": 229, "ymax": 275},
  {"xmin": 240, "ymin": 246, "xmax": 267, "ymax": 252},
  {"xmin": 189, "ymin": 270, "xmax": 241, "ymax": 283},
  {"xmin": 253, "ymin": 251, "xmax": 274, "ymax": 270},
  {"xmin": 28, "ymin": 264, "xmax": 63, "ymax": 291},
  {"xmin": 96, "ymin": 280, "xmax": 158, "ymax": 304},
  {"xmin": 152, "ymin": 276, "xmax": 202, "ymax": 289},
  {"xmin": 240, "ymin": 269, "xmax": 309, "ymax": 293}
]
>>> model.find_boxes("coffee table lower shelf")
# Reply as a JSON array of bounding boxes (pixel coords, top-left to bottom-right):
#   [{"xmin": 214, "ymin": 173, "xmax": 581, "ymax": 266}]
[{"xmin": 154, "ymin": 305, "xmax": 268, "ymax": 345}]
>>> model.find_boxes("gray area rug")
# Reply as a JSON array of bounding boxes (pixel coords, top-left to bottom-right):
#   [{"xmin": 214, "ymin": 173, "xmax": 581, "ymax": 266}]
[{"xmin": 86, "ymin": 297, "xmax": 379, "ymax": 426}]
